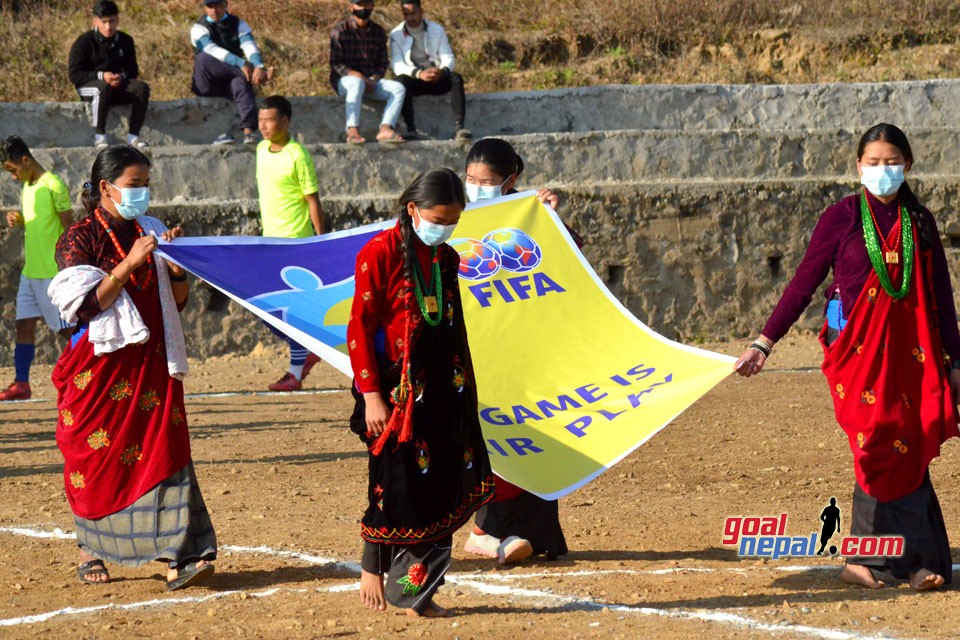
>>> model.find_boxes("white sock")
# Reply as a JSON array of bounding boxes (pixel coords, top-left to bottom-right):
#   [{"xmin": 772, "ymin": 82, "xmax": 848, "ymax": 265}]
[
  {"xmin": 126, "ymin": 133, "xmax": 139, "ymax": 144},
  {"xmin": 288, "ymin": 364, "xmax": 305, "ymax": 380},
  {"xmin": 95, "ymin": 133, "xmax": 107, "ymax": 144}
]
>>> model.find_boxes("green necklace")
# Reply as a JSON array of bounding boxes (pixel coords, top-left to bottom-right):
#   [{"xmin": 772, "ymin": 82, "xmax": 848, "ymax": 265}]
[
  {"xmin": 859, "ymin": 190, "xmax": 913, "ymax": 300},
  {"xmin": 412, "ymin": 248, "xmax": 443, "ymax": 326}
]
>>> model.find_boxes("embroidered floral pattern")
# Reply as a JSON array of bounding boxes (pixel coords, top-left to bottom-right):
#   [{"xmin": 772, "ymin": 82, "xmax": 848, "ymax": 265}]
[
  {"xmin": 413, "ymin": 379, "xmax": 425, "ymax": 403},
  {"xmin": 362, "ymin": 291, "xmax": 372, "ymax": 302},
  {"xmin": 109, "ymin": 380, "xmax": 133, "ymax": 401},
  {"xmin": 87, "ymin": 429, "xmax": 110, "ymax": 450},
  {"xmin": 860, "ymin": 389, "xmax": 877, "ymax": 405},
  {"xmin": 835, "ymin": 383, "xmax": 845, "ymax": 400},
  {"xmin": 912, "ymin": 347, "xmax": 926, "ymax": 363},
  {"xmin": 902, "ymin": 393, "xmax": 911, "ymax": 409},
  {"xmin": 452, "ymin": 368, "xmax": 466, "ymax": 392},
  {"xmin": 415, "ymin": 440, "xmax": 430, "ymax": 474},
  {"xmin": 70, "ymin": 471, "xmax": 85, "ymax": 489},
  {"xmin": 60, "ymin": 408, "xmax": 74, "ymax": 426},
  {"xmin": 349, "ymin": 339, "xmax": 357, "ymax": 350},
  {"xmin": 464, "ymin": 446, "xmax": 474, "ymax": 469},
  {"xmin": 395, "ymin": 338, "xmax": 404, "ymax": 349},
  {"xmin": 172, "ymin": 406, "xmax": 185, "ymax": 425},
  {"xmin": 854, "ymin": 342, "xmax": 863, "ymax": 355},
  {"xmin": 361, "ymin": 262, "xmax": 369, "ymax": 273},
  {"xmin": 378, "ymin": 499, "xmax": 385, "ymax": 511},
  {"xmin": 120, "ymin": 444, "xmax": 143, "ymax": 465},
  {"xmin": 73, "ymin": 370, "xmax": 93, "ymax": 390},
  {"xmin": 137, "ymin": 389, "xmax": 160, "ymax": 411},
  {"xmin": 867, "ymin": 287, "xmax": 878, "ymax": 303},
  {"xmin": 893, "ymin": 438, "xmax": 908, "ymax": 454},
  {"xmin": 360, "ymin": 369, "xmax": 370, "ymax": 380},
  {"xmin": 856, "ymin": 432, "xmax": 865, "ymax": 448},
  {"xmin": 397, "ymin": 563, "xmax": 428, "ymax": 595}
]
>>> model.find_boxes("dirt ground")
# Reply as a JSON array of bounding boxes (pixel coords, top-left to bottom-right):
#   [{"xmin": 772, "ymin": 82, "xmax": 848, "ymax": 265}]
[{"xmin": 3, "ymin": 331, "xmax": 960, "ymax": 639}]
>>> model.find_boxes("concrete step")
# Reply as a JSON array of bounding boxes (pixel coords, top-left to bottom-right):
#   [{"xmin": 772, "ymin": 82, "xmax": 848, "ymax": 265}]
[
  {"xmin": 7, "ymin": 127, "xmax": 960, "ymax": 209},
  {"xmin": 5, "ymin": 79, "xmax": 960, "ymax": 148}
]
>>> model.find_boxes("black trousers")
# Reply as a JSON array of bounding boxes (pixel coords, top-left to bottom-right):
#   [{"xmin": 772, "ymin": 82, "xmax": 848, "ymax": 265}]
[
  {"xmin": 396, "ymin": 71, "xmax": 466, "ymax": 131},
  {"xmin": 76, "ymin": 79, "xmax": 150, "ymax": 135}
]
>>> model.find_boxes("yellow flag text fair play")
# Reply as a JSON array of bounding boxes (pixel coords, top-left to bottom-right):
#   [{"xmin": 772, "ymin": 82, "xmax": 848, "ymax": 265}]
[{"xmin": 453, "ymin": 192, "xmax": 735, "ymax": 499}]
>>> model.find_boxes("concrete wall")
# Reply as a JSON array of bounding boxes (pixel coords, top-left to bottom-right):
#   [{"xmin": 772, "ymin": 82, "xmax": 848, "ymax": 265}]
[
  {"xmin": 4, "ymin": 79, "xmax": 960, "ymax": 146},
  {"xmin": 3, "ymin": 81, "xmax": 960, "ymax": 366}
]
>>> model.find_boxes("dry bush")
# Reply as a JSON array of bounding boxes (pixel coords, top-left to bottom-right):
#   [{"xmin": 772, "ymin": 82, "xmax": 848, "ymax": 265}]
[{"xmin": 1, "ymin": 0, "xmax": 959, "ymax": 104}]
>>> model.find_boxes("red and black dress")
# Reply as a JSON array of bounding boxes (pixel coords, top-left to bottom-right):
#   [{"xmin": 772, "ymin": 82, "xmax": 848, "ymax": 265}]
[
  {"xmin": 347, "ymin": 220, "xmax": 494, "ymax": 611},
  {"xmin": 53, "ymin": 210, "xmax": 216, "ymax": 569},
  {"xmin": 763, "ymin": 189, "xmax": 960, "ymax": 581}
]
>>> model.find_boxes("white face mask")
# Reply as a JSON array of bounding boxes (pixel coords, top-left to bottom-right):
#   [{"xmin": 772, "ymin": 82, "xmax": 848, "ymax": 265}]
[
  {"xmin": 860, "ymin": 164, "xmax": 905, "ymax": 198},
  {"xmin": 465, "ymin": 176, "xmax": 509, "ymax": 203},
  {"xmin": 413, "ymin": 207, "xmax": 457, "ymax": 246}
]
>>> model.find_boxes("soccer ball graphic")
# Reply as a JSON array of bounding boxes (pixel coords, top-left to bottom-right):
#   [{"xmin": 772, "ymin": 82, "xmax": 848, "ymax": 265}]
[
  {"xmin": 482, "ymin": 228, "xmax": 543, "ymax": 272},
  {"xmin": 450, "ymin": 237, "xmax": 501, "ymax": 281}
]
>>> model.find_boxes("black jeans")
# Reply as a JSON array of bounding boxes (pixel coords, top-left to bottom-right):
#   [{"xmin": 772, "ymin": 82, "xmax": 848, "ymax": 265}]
[
  {"xmin": 76, "ymin": 78, "xmax": 150, "ymax": 135},
  {"xmin": 396, "ymin": 71, "xmax": 466, "ymax": 131}
]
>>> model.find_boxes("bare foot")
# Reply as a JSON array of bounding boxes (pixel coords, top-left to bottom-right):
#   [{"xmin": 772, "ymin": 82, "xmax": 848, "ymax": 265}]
[
  {"xmin": 910, "ymin": 569, "xmax": 945, "ymax": 591},
  {"xmin": 360, "ymin": 569, "xmax": 387, "ymax": 611},
  {"xmin": 166, "ymin": 559, "xmax": 210, "ymax": 582},
  {"xmin": 376, "ymin": 126, "xmax": 404, "ymax": 144},
  {"xmin": 840, "ymin": 564, "xmax": 885, "ymax": 589},
  {"xmin": 77, "ymin": 550, "xmax": 109, "ymax": 583},
  {"xmin": 346, "ymin": 127, "xmax": 366, "ymax": 144},
  {"xmin": 406, "ymin": 599, "xmax": 452, "ymax": 618}
]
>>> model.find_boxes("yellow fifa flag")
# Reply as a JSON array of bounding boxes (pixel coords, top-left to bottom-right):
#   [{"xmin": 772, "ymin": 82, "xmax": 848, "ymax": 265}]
[{"xmin": 452, "ymin": 192, "xmax": 735, "ymax": 499}]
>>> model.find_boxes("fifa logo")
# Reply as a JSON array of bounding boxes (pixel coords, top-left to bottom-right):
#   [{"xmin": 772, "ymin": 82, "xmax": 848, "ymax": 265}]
[{"xmin": 452, "ymin": 228, "xmax": 565, "ymax": 308}]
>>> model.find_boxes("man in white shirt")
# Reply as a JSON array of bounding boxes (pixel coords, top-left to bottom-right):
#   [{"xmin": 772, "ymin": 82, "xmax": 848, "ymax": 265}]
[{"xmin": 389, "ymin": 0, "xmax": 470, "ymax": 141}]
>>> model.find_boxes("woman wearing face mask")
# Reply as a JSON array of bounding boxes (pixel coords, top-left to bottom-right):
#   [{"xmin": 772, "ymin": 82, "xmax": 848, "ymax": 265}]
[
  {"xmin": 50, "ymin": 145, "xmax": 217, "ymax": 591},
  {"xmin": 347, "ymin": 168, "xmax": 494, "ymax": 617},
  {"xmin": 736, "ymin": 124, "xmax": 960, "ymax": 591},
  {"xmin": 461, "ymin": 137, "xmax": 578, "ymax": 564}
]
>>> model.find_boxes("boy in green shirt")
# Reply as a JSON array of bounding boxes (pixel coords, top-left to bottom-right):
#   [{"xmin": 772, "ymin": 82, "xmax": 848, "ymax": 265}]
[
  {"xmin": 1, "ymin": 136, "xmax": 74, "ymax": 401},
  {"xmin": 256, "ymin": 95, "xmax": 326, "ymax": 391}
]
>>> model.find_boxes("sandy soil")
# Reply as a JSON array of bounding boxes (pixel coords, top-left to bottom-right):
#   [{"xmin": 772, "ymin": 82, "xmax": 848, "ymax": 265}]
[{"xmin": 3, "ymin": 332, "xmax": 960, "ymax": 639}]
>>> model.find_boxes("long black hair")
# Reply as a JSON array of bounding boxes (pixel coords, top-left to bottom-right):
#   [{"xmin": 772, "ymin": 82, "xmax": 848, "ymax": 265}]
[
  {"xmin": 464, "ymin": 138, "xmax": 524, "ymax": 181},
  {"xmin": 397, "ymin": 168, "xmax": 465, "ymax": 297},
  {"xmin": 81, "ymin": 145, "xmax": 151, "ymax": 215}
]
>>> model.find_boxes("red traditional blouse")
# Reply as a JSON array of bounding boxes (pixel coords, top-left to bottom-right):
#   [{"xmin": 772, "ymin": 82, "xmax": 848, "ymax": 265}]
[{"xmin": 347, "ymin": 221, "xmax": 442, "ymax": 393}]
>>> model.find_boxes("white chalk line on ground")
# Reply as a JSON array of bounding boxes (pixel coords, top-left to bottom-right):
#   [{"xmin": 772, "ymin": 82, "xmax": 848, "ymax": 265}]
[
  {"xmin": 0, "ymin": 526, "xmax": 904, "ymax": 639},
  {"xmin": 0, "ymin": 388, "xmax": 347, "ymax": 406}
]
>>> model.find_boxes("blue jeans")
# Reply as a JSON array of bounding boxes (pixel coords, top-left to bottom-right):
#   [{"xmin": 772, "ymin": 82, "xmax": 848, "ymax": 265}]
[{"xmin": 336, "ymin": 76, "xmax": 405, "ymax": 129}]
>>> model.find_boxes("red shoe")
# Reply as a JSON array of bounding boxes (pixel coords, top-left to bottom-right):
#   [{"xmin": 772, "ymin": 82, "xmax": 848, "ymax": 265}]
[
  {"xmin": 301, "ymin": 353, "xmax": 322, "ymax": 380},
  {"xmin": 0, "ymin": 381, "xmax": 31, "ymax": 401},
  {"xmin": 268, "ymin": 373, "xmax": 302, "ymax": 392}
]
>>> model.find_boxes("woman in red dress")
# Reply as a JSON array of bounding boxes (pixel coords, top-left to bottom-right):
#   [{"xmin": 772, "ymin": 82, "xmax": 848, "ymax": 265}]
[
  {"xmin": 347, "ymin": 168, "xmax": 494, "ymax": 616},
  {"xmin": 51, "ymin": 146, "xmax": 216, "ymax": 590},
  {"xmin": 736, "ymin": 124, "xmax": 960, "ymax": 591}
]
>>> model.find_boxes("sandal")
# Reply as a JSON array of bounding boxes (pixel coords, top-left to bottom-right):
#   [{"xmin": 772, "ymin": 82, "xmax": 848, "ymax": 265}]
[
  {"xmin": 77, "ymin": 559, "xmax": 110, "ymax": 584},
  {"xmin": 166, "ymin": 561, "xmax": 214, "ymax": 591},
  {"xmin": 377, "ymin": 130, "xmax": 405, "ymax": 145},
  {"xmin": 346, "ymin": 132, "xmax": 366, "ymax": 145}
]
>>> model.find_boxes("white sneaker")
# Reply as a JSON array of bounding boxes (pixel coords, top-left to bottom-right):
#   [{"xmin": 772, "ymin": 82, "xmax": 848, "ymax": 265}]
[
  {"xmin": 497, "ymin": 536, "xmax": 533, "ymax": 565},
  {"xmin": 212, "ymin": 133, "xmax": 235, "ymax": 145},
  {"xmin": 127, "ymin": 135, "xmax": 149, "ymax": 149},
  {"xmin": 463, "ymin": 531, "xmax": 499, "ymax": 558},
  {"xmin": 94, "ymin": 134, "xmax": 109, "ymax": 149}
]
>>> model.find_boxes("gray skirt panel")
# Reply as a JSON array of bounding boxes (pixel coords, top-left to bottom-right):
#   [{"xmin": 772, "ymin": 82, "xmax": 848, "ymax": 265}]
[{"xmin": 75, "ymin": 462, "xmax": 217, "ymax": 568}]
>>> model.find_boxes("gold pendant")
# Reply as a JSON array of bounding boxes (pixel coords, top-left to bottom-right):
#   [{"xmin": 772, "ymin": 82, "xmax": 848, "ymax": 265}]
[
  {"xmin": 424, "ymin": 296, "xmax": 439, "ymax": 313},
  {"xmin": 885, "ymin": 251, "xmax": 899, "ymax": 264}
]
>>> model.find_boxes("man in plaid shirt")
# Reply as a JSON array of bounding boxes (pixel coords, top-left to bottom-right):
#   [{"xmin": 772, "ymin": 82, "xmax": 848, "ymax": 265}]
[{"xmin": 330, "ymin": 0, "xmax": 406, "ymax": 144}]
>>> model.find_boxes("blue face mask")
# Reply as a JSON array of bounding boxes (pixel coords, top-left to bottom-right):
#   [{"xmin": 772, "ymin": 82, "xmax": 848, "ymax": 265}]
[
  {"xmin": 860, "ymin": 165, "xmax": 905, "ymax": 198},
  {"xmin": 413, "ymin": 207, "xmax": 457, "ymax": 246},
  {"xmin": 465, "ymin": 178, "xmax": 508, "ymax": 203},
  {"xmin": 109, "ymin": 183, "xmax": 150, "ymax": 220}
]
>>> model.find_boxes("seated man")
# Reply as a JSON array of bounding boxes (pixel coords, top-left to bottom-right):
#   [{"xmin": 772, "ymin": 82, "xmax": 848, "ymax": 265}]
[
  {"xmin": 190, "ymin": 0, "xmax": 270, "ymax": 145},
  {"xmin": 330, "ymin": 0, "xmax": 405, "ymax": 144},
  {"xmin": 68, "ymin": 0, "xmax": 150, "ymax": 149},
  {"xmin": 390, "ymin": 0, "xmax": 470, "ymax": 141}
]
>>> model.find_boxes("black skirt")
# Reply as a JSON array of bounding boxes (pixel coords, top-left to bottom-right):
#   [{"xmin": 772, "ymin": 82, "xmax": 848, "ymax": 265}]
[{"xmin": 848, "ymin": 472, "xmax": 952, "ymax": 582}]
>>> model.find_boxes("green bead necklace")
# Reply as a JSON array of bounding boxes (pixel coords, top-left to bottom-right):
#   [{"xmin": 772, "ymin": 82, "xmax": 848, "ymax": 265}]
[
  {"xmin": 412, "ymin": 248, "xmax": 443, "ymax": 326},
  {"xmin": 859, "ymin": 189, "xmax": 913, "ymax": 300}
]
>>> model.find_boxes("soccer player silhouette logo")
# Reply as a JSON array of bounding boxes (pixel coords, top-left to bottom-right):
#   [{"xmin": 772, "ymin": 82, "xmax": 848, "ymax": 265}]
[{"xmin": 816, "ymin": 497, "xmax": 841, "ymax": 555}]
